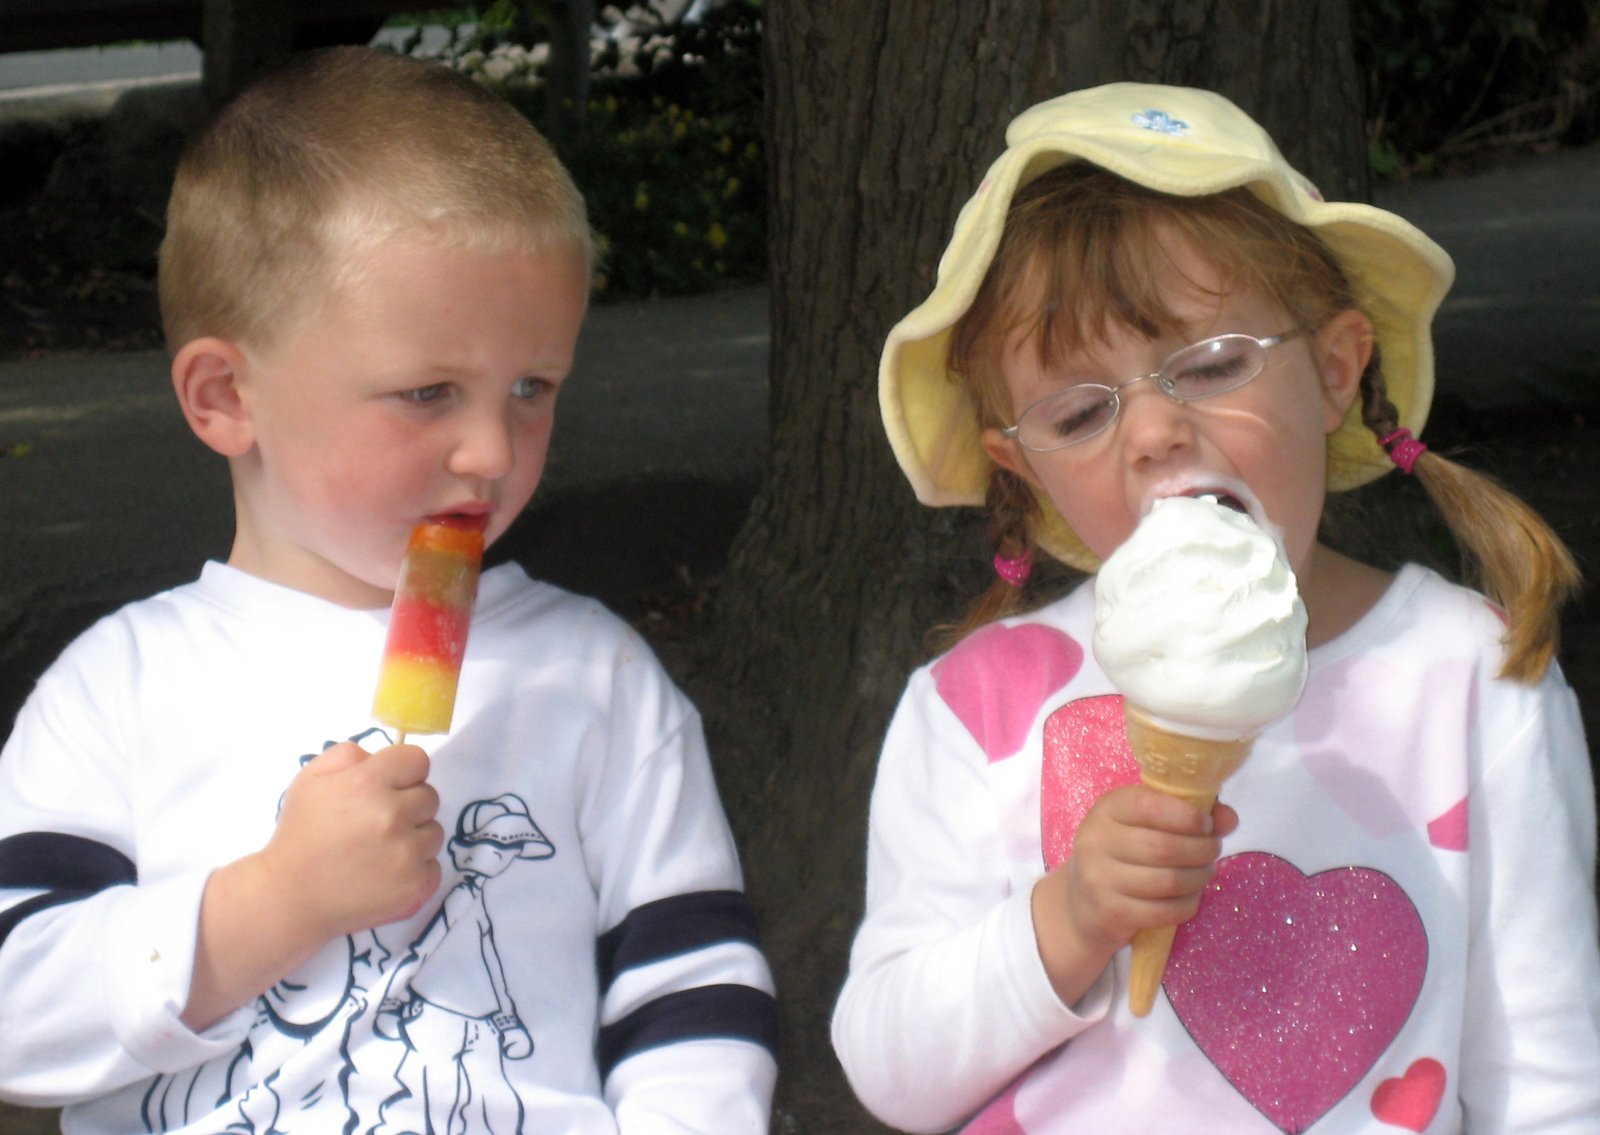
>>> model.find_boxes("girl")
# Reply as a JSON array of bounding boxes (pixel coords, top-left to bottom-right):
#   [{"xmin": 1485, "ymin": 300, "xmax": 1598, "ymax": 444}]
[{"xmin": 833, "ymin": 83, "xmax": 1600, "ymax": 1133}]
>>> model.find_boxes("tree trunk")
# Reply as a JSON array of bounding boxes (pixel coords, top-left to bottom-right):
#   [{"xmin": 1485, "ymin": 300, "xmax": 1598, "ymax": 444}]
[
  {"xmin": 201, "ymin": 0, "xmax": 292, "ymax": 107},
  {"xmin": 540, "ymin": 0, "xmax": 594, "ymax": 150},
  {"xmin": 701, "ymin": 2, "xmax": 1363, "ymax": 1127}
]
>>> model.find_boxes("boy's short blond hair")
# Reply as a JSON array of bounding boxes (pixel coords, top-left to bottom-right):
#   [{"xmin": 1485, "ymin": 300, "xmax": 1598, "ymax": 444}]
[{"xmin": 159, "ymin": 45, "xmax": 593, "ymax": 352}]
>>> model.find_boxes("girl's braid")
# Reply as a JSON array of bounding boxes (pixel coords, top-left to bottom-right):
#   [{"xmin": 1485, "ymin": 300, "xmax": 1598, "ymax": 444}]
[
  {"xmin": 935, "ymin": 468, "xmax": 1041, "ymax": 647},
  {"xmin": 1356, "ymin": 348, "xmax": 1402, "ymax": 439},
  {"xmin": 1360, "ymin": 352, "xmax": 1578, "ymax": 681},
  {"xmin": 986, "ymin": 465, "xmax": 1037, "ymax": 564}
]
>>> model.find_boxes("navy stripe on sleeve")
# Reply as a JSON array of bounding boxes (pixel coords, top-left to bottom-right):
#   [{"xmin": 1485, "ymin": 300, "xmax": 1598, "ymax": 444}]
[
  {"xmin": 0, "ymin": 832, "xmax": 137, "ymax": 945},
  {"xmin": 595, "ymin": 889, "xmax": 761, "ymax": 992},
  {"xmin": 596, "ymin": 983, "xmax": 780, "ymax": 1079}
]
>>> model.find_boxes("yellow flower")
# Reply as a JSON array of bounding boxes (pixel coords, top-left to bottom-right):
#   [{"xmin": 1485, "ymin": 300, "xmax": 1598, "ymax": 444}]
[
  {"xmin": 634, "ymin": 185, "xmax": 650, "ymax": 211},
  {"xmin": 723, "ymin": 177, "xmax": 741, "ymax": 198},
  {"xmin": 674, "ymin": 221, "xmax": 690, "ymax": 237},
  {"xmin": 706, "ymin": 222, "xmax": 729, "ymax": 251}
]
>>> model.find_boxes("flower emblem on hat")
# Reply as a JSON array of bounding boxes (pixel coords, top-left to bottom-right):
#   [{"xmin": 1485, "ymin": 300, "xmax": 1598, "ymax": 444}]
[{"xmin": 1132, "ymin": 109, "xmax": 1189, "ymax": 135}]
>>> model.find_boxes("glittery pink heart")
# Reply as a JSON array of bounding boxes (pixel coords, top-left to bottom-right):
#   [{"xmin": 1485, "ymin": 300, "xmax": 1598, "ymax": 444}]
[
  {"xmin": 932, "ymin": 623, "xmax": 1084, "ymax": 763},
  {"xmin": 1165, "ymin": 852, "xmax": 1427, "ymax": 1134},
  {"xmin": 1040, "ymin": 695, "xmax": 1140, "ymax": 868},
  {"xmin": 1371, "ymin": 1058, "xmax": 1446, "ymax": 1132}
]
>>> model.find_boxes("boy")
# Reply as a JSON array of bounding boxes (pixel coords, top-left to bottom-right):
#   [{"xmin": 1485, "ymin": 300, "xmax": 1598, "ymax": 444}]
[{"xmin": 0, "ymin": 46, "xmax": 778, "ymax": 1133}]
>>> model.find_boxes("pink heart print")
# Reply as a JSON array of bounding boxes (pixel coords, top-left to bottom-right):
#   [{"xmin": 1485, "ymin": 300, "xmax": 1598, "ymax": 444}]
[
  {"xmin": 933, "ymin": 622, "xmax": 1084, "ymax": 763},
  {"xmin": 1165, "ymin": 852, "xmax": 1428, "ymax": 1133},
  {"xmin": 1370, "ymin": 1058, "xmax": 1446, "ymax": 1131},
  {"xmin": 1426, "ymin": 797, "xmax": 1469, "ymax": 851},
  {"xmin": 960, "ymin": 1077, "xmax": 1025, "ymax": 1134}
]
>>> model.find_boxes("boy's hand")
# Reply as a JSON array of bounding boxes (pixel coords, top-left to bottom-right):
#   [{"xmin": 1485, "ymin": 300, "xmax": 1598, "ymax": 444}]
[
  {"xmin": 1030, "ymin": 784, "xmax": 1236, "ymax": 1005},
  {"xmin": 262, "ymin": 741, "xmax": 445, "ymax": 940},
  {"xmin": 184, "ymin": 741, "xmax": 444, "ymax": 1032}
]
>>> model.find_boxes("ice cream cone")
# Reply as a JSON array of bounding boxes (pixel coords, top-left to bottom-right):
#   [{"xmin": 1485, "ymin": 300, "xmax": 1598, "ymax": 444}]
[{"xmin": 1123, "ymin": 704, "xmax": 1253, "ymax": 1017}]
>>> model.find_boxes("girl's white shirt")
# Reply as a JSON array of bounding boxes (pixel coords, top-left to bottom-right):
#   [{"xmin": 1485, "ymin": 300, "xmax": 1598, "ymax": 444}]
[{"xmin": 834, "ymin": 564, "xmax": 1600, "ymax": 1134}]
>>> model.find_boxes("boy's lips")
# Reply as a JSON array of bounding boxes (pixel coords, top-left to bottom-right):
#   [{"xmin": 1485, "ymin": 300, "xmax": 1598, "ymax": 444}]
[{"xmin": 427, "ymin": 510, "xmax": 491, "ymax": 533}]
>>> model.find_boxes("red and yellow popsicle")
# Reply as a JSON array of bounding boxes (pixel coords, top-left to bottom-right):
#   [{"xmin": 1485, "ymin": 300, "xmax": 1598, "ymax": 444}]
[{"xmin": 372, "ymin": 522, "xmax": 485, "ymax": 740}]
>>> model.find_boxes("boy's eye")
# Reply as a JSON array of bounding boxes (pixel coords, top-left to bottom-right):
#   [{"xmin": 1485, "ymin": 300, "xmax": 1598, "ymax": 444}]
[
  {"xmin": 512, "ymin": 377, "xmax": 553, "ymax": 400},
  {"xmin": 401, "ymin": 383, "xmax": 450, "ymax": 405}
]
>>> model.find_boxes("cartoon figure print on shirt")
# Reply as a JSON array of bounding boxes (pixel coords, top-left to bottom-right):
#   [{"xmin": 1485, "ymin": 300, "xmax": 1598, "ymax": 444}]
[
  {"xmin": 930, "ymin": 622, "xmax": 1446, "ymax": 1134},
  {"xmin": 141, "ymin": 732, "xmax": 556, "ymax": 1135},
  {"xmin": 370, "ymin": 793, "xmax": 555, "ymax": 1135},
  {"xmin": 143, "ymin": 732, "xmax": 394, "ymax": 1135}
]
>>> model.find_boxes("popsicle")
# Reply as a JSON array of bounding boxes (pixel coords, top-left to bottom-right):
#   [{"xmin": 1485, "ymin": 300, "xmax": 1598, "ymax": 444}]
[{"xmin": 372, "ymin": 522, "xmax": 485, "ymax": 740}]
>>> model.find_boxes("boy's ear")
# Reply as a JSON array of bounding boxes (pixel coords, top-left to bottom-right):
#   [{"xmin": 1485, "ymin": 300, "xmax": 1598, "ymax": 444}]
[
  {"xmin": 1315, "ymin": 309, "xmax": 1375, "ymax": 434},
  {"xmin": 981, "ymin": 427, "xmax": 1044, "ymax": 492},
  {"xmin": 172, "ymin": 338, "xmax": 255, "ymax": 457}
]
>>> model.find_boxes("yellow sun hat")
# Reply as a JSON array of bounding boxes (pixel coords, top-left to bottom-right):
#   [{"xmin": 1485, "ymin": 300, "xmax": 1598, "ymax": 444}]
[{"xmin": 879, "ymin": 82, "xmax": 1455, "ymax": 571}]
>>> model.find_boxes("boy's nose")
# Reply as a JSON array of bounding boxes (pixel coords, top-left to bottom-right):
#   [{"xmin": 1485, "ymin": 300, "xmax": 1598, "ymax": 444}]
[{"xmin": 448, "ymin": 410, "xmax": 517, "ymax": 481}]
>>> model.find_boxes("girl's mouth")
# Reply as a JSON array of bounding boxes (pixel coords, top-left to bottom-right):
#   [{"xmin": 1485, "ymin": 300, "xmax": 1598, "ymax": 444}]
[
  {"xmin": 1141, "ymin": 476, "xmax": 1269, "ymax": 530},
  {"xmin": 1187, "ymin": 489, "xmax": 1249, "ymax": 514},
  {"xmin": 1151, "ymin": 479, "xmax": 1290, "ymax": 558}
]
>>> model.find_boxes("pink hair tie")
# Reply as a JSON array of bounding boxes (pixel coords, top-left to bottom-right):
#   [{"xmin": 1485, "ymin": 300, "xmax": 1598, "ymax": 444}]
[
  {"xmin": 1380, "ymin": 428, "xmax": 1428, "ymax": 475},
  {"xmin": 993, "ymin": 550, "xmax": 1033, "ymax": 587}
]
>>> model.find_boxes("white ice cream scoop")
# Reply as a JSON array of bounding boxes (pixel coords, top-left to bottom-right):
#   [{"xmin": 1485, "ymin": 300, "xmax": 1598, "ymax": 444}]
[{"xmin": 1092, "ymin": 494, "xmax": 1308, "ymax": 740}]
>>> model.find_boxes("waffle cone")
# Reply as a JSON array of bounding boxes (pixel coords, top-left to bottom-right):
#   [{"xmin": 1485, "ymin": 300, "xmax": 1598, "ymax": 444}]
[{"xmin": 1123, "ymin": 705, "xmax": 1254, "ymax": 1017}]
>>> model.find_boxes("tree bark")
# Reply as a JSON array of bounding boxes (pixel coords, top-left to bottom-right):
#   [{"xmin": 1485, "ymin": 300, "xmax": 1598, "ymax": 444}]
[
  {"xmin": 201, "ymin": 0, "xmax": 292, "ymax": 107},
  {"xmin": 703, "ymin": 2, "xmax": 1363, "ymax": 1126},
  {"xmin": 539, "ymin": 0, "xmax": 594, "ymax": 150}
]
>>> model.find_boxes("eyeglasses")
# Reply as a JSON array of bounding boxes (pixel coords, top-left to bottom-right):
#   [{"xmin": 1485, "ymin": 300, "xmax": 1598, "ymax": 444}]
[{"xmin": 1000, "ymin": 329, "xmax": 1306, "ymax": 452}]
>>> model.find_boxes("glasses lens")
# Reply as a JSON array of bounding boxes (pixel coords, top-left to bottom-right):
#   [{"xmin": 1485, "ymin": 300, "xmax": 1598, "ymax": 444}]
[
  {"xmin": 1163, "ymin": 335, "xmax": 1267, "ymax": 400},
  {"xmin": 1018, "ymin": 387, "xmax": 1118, "ymax": 450}
]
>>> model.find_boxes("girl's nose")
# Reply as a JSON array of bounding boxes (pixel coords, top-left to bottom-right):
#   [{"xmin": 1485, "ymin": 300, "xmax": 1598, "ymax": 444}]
[
  {"xmin": 1116, "ymin": 381, "xmax": 1195, "ymax": 465},
  {"xmin": 447, "ymin": 409, "xmax": 516, "ymax": 481}
]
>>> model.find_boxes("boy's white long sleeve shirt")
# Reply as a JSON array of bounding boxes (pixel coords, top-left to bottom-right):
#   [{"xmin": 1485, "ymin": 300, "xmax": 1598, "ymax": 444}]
[
  {"xmin": 833, "ymin": 565, "xmax": 1600, "ymax": 1134},
  {"xmin": 0, "ymin": 561, "xmax": 777, "ymax": 1133}
]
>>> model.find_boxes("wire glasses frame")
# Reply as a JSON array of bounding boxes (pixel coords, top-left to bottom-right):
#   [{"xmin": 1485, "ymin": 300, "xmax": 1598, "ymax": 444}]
[{"xmin": 1000, "ymin": 329, "xmax": 1307, "ymax": 452}]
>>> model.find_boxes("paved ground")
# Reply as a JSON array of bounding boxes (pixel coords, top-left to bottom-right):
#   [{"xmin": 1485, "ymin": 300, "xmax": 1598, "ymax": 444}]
[{"xmin": 1376, "ymin": 142, "xmax": 1600, "ymax": 411}]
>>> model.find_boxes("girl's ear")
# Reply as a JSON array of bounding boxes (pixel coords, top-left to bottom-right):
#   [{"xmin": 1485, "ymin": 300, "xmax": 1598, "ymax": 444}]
[
  {"xmin": 981, "ymin": 427, "xmax": 1044, "ymax": 492},
  {"xmin": 1315, "ymin": 309, "xmax": 1376, "ymax": 434},
  {"xmin": 171, "ymin": 338, "xmax": 255, "ymax": 457}
]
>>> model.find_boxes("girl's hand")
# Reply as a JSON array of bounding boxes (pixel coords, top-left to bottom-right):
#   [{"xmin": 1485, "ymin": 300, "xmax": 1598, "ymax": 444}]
[
  {"xmin": 261, "ymin": 740, "xmax": 445, "ymax": 940},
  {"xmin": 1030, "ymin": 784, "xmax": 1237, "ymax": 1006}
]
